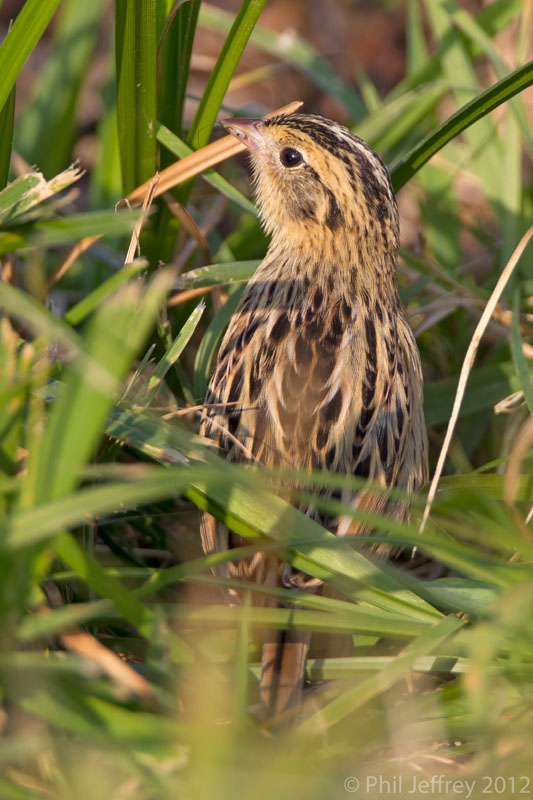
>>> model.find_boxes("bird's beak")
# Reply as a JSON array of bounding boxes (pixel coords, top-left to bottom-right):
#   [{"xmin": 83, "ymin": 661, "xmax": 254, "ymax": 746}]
[{"xmin": 220, "ymin": 117, "xmax": 267, "ymax": 155}]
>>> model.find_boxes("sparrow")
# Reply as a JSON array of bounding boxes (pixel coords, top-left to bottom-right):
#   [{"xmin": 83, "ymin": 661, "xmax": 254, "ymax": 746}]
[{"xmin": 199, "ymin": 112, "xmax": 428, "ymax": 720}]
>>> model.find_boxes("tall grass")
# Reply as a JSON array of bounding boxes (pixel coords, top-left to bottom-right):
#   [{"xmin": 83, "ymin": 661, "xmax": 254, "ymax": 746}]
[{"xmin": 0, "ymin": 0, "xmax": 532, "ymax": 797}]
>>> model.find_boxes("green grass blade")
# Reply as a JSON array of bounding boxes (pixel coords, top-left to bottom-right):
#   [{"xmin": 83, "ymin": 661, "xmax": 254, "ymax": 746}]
[
  {"xmin": 104, "ymin": 408, "xmax": 438, "ymax": 619},
  {"xmin": 391, "ymin": 61, "xmax": 533, "ymax": 191},
  {"xmin": 89, "ymin": 100, "xmax": 123, "ymax": 209},
  {"xmin": 353, "ymin": 64, "xmax": 381, "ymax": 114},
  {"xmin": 424, "ymin": 0, "xmax": 502, "ymax": 205},
  {"xmin": 145, "ymin": 299, "xmax": 205, "ymax": 404},
  {"xmin": 181, "ymin": 604, "xmax": 434, "ymax": 640},
  {"xmin": 406, "ymin": 0, "xmax": 427, "ymax": 75},
  {"xmin": 157, "ymin": 123, "xmax": 258, "ymax": 215},
  {"xmin": 64, "ymin": 260, "xmax": 147, "ymax": 326},
  {"xmin": 30, "ymin": 272, "xmax": 172, "ymax": 505},
  {"xmin": 0, "ymin": 0, "xmax": 61, "ymax": 114},
  {"xmin": 14, "ymin": 0, "xmax": 107, "ymax": 177},
  {"xmin": 303, "ymin": 654, "xmax": 472, "ymax": 681},
  {"xmin": 17, "ymin": 600, "xmax": 111, "ymax": 643},
  {"xmin": 193, "ymin": 285, "xmax": 244, "ymax": 400},
  {"xmin": 300, "ymin": 614, "xmax": 463, "ymax": 733},
  {"xmin": 355, "ymin": 84, "xmax": 446, "ymax": 155},
  {"xmin": 0, "ymin": 164, "xmax": 83, "ymax": 225},
  {"xmin": 0, "ymin": 281, "xmax": 86, "ymax": 359},
  {"xmin": 0, "ymin": 86, "xmax": 15, "ymax": 190},
  {"xmin": 157, "ymin": 0, "xmax": 201, "ymax": 141},
  {"xmin": 449, "ymin": 0, "xmax": 533, "ymax": 157},
  {"xmin": 187, "ymin": 0, "xmax": 267, "ymax": 151},
  {"xmin": 115, "ymin": 0, "xmax": 158, "ymax": 194},
  {"xmin": 500, "ymin": 103, "xmax": 523, "ymax": 265},
  {"xmin": 510, "ymin": 290, "xmax": 533, "ymax": 414},
  {"xmin": 186, "ymin": 481, "xmax": 439, "ymax": 620},
  {"xmin": 233, "ymin": 591, "xmax": 251, "ymax": 725},
  {"xmin": 19, "ymin": 689, "xmax": 180, "ymax": 745},
  {"xmin": 391, "ymin": 0, "xmax": 522, "ymax": 98},
  {"xmin": 2, "ymin": 466, "xmax": 215, "ymax": 550},
  {"xmin": 0, "ymin": 173, "xmax": 41, "ymax": 217},
  {"xmin": 179, "ymin": 259, "xmax": 259, "ymax": 290},
  {"xmin": 53, "ymin": 532, "xmax": 192, "ymax": 663},
  {"xmin": 0, "ymin": 208, "xmax": 142, "ymax": 254},
  {"xmin": 424, "ymin": 362, "xmax": 526, "ymax": 426},
  {"xmin": 198, "ymin": 3, "xmax": 365, "ymax": 119}
]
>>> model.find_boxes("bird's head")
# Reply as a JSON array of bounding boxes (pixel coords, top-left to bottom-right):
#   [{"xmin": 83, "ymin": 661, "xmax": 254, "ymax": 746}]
[{"xmin": 221, "ymin": 113, "xmax": 399, "ymax": 262}]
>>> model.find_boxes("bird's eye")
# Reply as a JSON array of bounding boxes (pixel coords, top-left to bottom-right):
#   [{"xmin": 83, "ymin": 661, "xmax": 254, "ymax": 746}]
[{"xmin": 279, "ymin": 147, "xmax": 303, "ymax": 168}]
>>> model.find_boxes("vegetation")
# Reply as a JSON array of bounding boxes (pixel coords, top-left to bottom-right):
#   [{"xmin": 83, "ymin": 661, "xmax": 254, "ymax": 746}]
[{"xmin": 0, "ymin": 0, "xmax": 532, "ymax": 796}]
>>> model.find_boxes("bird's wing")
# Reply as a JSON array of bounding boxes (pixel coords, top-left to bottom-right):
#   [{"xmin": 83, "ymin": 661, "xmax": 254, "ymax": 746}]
[{"xmin": 200, "ymin": 283, "xmax": 426, "ymax": 556}]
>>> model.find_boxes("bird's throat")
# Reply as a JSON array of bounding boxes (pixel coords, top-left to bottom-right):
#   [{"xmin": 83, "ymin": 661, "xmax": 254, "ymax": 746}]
[{"xmin": 262, "ymin": 234, "xmax": 400, "ymax": 312}]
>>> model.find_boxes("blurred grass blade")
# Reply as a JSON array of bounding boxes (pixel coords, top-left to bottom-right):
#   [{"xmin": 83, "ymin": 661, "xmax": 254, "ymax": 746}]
[
  {"xmin": 194, "ymin": 285, "xmax": 244, "ymax": 400},
  {"xmin": 0, "ymin": 281, "xmax": 86, "ymax": 358},
  {"xmin": 145, "ymin": 299, "xmax": 205, "ymax": 404},
  {"xmin": 2, "ymin": 466, "xmax": 215, "ymax": 550},
  {"xmin": 233, "ymin": 591, "xmax": 251, "ymax": 725},
  {"xmin": 500, "ymin": 100, "xmax": 523, "ymax": 265},
  {"xmin": 187, "ymin": 0, "xmax": 267, "ymax": 152},
  {"xmin": 391, "ymin": 0, "xmax": 522, "ymax": 98},
  {"xmin": 300, "ymin": 614, "xmax": 463, "ymax": 733},
  {"xmin": 182, "ymin": 604, "xmax": 435, "ymax": 640},
  {"xmin": 157, "ymin": 122, "xmax": 258, "ymax": 215},
  {"xmin": 15, "ymin": 0, "xmax": 107, "ymax": 177},
  {"xmin": 17, "ymin": 600, "xmax": 111, "ymax": 643},
  {"xmin": 424, "ymin": 0, "xmax": 501, "ymax": 207},
  {"xmin": 199, "ymin": 3, "xmax": 365, "ymax": 119},
  {"xmin": 53, "ymin": 532, "xmax": 192, "ymax": 663},
  {"xmin": 0, "ymin": 164, "xmax": 83, "ymax": 225},
  {"xmin": 424, "ymin": 361, "xmax": 525, "ymax": 426},
  {"xmin": 0, "ymin": 0, "xmax": 61, "ymax": 114},
  {"xmin": 89, "ymin": 100, "xmax": 123, "ymax": 209},
  {"xmin": 64, "ymin": 260, "xmax": 147, "ymax": 326},
  {"xmin": 29, "ymin": 271, "xmax": 172, "ymax": 505},
  {"xmin": 355, "ymin": 84, "xmax": 446, "ymax": 155},
  {"xmin": 354, "ymin": 64, "xmax": 381, "ymax": 114},
  {"xmin": 449, "ymin": 1, "xmax": 533, "ymax": 155},
  {"xmin": 0, "ymin": 85, "xmax": 15, "ymax": 190},
  {"xmin": 179, "ymin": 259, "xmax": 259, "ymax": 290},
  {"xmin": 406, "ymin": 0, "xmax": 427, "ymax": 74},
  {"xmin": 104, "ymin": 407, "xmax": 438, "ymax": 619},
  {"xmin": 116, "ymin": 0, "xmax": 158, "ymax": 194},
  {"xmin": 510, "ymin": 290, "xmax": 533, "ymax": 414},
  {"xmin": 303, "ymin": 654, "xmax": 472, "ymax": 681},
  {"xmin": 391, "ymin": 61, "xmax": 533, "ymax": 191},
  {"xmin": 20, "ymin": 690, "xmax": 180, "ymax": 744},
  {"xmin": 0, "ymin": 208, "xmax": 142, "ymax": 254},
  {"xmin": 157, "ymin": 0, "xmax": 201, "ymax": 141}
]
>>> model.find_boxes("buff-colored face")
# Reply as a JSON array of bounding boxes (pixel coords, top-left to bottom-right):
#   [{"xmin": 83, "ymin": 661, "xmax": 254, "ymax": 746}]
[{"xmin": 221, "ymin": 113, "xmax": 399, "ymax": 254}]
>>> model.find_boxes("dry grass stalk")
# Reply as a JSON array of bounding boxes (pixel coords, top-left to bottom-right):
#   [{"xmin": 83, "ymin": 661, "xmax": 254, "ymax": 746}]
[
  {"xmin": 503, "ymin": 415, "xmax": 533, "ymax": 509},
  {"xmin": 124, "ymin": 172, "xmax": 160, "ymax": 265},
  {"xmin": 167, "ymin": 285, "xmax": 213, "ymax": 308},
  {"xmin": 419, "ymin": 226, "xmax": 533, "ymax": 534},
  {"xmin": 47, "ymin": 234, "xmax": 101, "ymax": 291},
  {"xmin": 49, "ymin": 102, "xmax": 303, "ymax": 292},
  {"xmin": 163, "ymin": 191, "xmax": 211, "ymax": 266},
  {"xmin": 42, "ymin": 583, "xmax": 158, "ymax": 709},
  {"xmin": 125, "ymin": 100, "xmax": 303, "ymax": 207}
]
